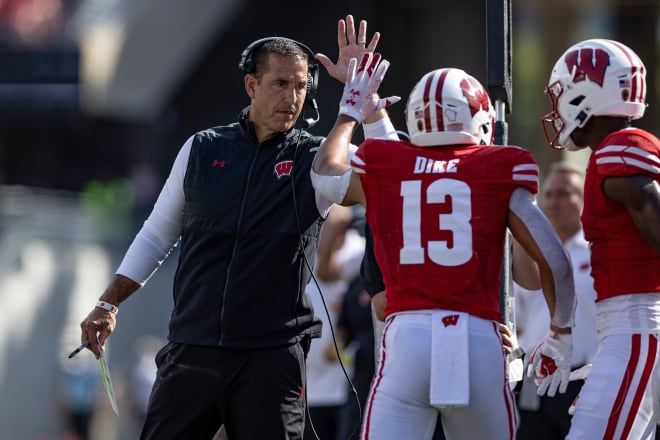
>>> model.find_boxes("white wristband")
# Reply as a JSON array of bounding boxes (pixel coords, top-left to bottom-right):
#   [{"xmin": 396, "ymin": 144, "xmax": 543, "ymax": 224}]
[
  {"xmin": 96, "ymin": 301, "xmax": 118, "ymax": 315},
  {"xmin": 363, "ymin": 116, "xmax": 398, "ymax": 140}
]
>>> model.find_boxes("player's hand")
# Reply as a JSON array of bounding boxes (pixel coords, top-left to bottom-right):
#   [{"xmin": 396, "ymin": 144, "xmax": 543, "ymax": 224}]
[
  {"xmin": 498, "ymin": 323, "xmax": 514, "ymax": 355},
  {"xmin": 316, "ymin": 14, "xmax": 380, "ymax": 83},
  {"xmin": 527, "ymin": 330, "xmax": 572, "ymax": 397},
  {"xmin": 371, "ymin": 291, "xmax": 386, "ymax": 321},
  {"xmin": 79, "ymin": 307, "xmax": 116, "ymax": 359},
  {"xmin": 339, "ymin": 53, "xmax": 400, "ymax": 124}
]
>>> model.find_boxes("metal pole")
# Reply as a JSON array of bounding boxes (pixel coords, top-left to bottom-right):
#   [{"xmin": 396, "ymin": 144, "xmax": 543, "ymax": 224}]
[{"xmin": 487, "ymin": 0, "xmax": 522, "ymax": 374}]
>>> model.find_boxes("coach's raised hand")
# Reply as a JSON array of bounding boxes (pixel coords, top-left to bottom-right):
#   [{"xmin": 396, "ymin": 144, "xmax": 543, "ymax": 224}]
[{"xmin": 317, "ymin": 14, "xmax": 380, "ymax": 83}]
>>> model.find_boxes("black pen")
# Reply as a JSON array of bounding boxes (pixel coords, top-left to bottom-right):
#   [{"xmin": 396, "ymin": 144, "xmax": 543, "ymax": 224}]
[{"xmin": 68, "ymin": 340, "xmax": 90, "ymax": 359}]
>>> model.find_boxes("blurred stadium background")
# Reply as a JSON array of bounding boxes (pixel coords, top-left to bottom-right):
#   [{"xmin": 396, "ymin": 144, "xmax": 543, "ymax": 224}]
[{"xmin": 0, "ymin": 0, "xmax": 656, "ymax": 438}]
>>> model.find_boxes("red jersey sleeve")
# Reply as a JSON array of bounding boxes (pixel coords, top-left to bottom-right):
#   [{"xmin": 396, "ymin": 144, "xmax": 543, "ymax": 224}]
[{"xmin": 593, "ymin": 129, "xmax": 660, "ymax": 178}]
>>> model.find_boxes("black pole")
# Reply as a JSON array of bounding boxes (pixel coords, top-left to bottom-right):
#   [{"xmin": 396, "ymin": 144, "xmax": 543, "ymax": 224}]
[
  {"xmin": 486, "ymin": 0, "xmax": 516, "ymax": 347},
  {"xmin": 487, "ymin": 0, "xmax": 512, "ymax": 122}
]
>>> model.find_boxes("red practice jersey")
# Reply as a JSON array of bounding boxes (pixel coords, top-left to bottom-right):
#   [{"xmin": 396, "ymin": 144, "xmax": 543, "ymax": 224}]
[
  {"xmin": 582, "ymin": 128, "xmax": 660, "ymax": 301},
  {"xmin": 352, "ymin": 139, "xmax": 538, "ymax": 321}
]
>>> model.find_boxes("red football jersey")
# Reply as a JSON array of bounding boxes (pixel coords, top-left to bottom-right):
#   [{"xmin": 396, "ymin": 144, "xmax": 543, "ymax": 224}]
[
  {"xmin": 352, "ymin": 139, "xmax": 538, "ymax": 321},
  {"xmin": 582, "ymin": 128, "xmax": 660, "ymax": 301}
]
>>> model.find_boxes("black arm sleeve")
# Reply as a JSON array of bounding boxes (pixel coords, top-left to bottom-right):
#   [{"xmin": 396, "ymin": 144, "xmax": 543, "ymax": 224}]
[{"xmin": 360, "ymin": 223, "xmax": 385, "ymax": 296}]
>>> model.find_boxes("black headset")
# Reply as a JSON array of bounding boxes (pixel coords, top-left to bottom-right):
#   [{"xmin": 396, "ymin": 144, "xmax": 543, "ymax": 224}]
[{"xmin": 238, "ymin": 37, "xmax": 320, "ymax": 129}]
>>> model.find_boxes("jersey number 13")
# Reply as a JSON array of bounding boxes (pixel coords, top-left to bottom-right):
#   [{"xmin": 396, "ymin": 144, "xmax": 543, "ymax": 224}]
[{"xmin": 399, "ymin": 178, "xmax": 472, "ymax": 267}]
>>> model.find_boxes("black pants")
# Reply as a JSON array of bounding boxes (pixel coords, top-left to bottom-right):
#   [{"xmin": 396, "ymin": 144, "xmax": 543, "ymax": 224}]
[
  {"xmin": 140, "ymin": 341, "xmax": 308, "ymax": 440},
  {"xmin": 303, "ymin": 405, "xmax": 341, "ymax": 440},
  {"xmin": 516, "ymin": 380, "xmax": 583, "ymax": 440}
]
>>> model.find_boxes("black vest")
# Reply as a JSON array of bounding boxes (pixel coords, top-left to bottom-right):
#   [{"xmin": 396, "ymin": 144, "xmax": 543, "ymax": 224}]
[{"xmin": 168, "ymin": 121, "xmax": 323, "ymax": 348}]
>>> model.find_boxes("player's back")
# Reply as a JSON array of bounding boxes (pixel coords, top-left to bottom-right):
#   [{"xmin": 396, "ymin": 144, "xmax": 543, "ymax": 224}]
[{"xmin": 352, "ymin": 139, "xmax": 538, "ymax": 321}]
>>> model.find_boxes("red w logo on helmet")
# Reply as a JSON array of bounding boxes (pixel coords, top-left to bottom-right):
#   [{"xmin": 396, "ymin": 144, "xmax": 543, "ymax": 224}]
[
  {"xmin": 460, "ymin": 78, "xmax": 489, "ymax": 116},
  {"xmin": 564, "ymin": 48, "xmax": 610, "ymax": 86}
]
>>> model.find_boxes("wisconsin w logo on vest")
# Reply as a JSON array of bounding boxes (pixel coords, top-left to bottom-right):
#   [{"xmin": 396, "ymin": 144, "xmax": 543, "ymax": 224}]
[{"xmin": 274, "ymin": 160, "xmax": 294, "ymax": 178}]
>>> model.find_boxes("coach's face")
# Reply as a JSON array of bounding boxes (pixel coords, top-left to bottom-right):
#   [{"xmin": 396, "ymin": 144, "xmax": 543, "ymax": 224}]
[
  {"xmin": 541, "ymin": 170, "xmax": 583, "ymax": 241},
  {"xmin": 245, "ymin": 53, "xmax": 308, "ymax": 143}
]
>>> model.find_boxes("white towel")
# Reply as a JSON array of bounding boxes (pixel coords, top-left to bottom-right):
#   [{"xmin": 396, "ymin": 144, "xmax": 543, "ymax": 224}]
[
  {"xmin": 430, "ymin": 311, "xmax": 470, "ymax": 407},
  {"xmin": 507, "ymin": 332, "xmax": 524, "ymax": 385}
]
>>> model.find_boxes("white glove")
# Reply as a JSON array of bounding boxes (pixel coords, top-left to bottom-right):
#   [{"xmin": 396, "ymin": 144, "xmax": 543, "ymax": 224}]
[
  {"xmin": 527, "ymin": 330, "xmax": 572, "ymax": 397},
  {"xmin": 339, "ymin": 53, "xmax": 401, "ymax": 123}
]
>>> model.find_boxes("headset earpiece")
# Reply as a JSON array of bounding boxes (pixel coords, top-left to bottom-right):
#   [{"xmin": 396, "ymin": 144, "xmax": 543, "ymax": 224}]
[
  {"xmin": 241, "ymin": 58, "xmax": 256, "ymax": 75},
  {"xmin": 306, "ymin": 62, "xmax": 318, "ymax": 101}
]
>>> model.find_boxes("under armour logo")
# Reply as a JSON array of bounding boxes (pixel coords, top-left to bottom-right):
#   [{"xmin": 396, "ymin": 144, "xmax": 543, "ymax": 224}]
[
  {"xmin": 442, "ymin": 314, "xmax": 460, "ymax": 327},
  {"xmin": 345, "ymin": 88, "xmax": 361, "ymax": 106},
  {"xmin": 212, "ymin": 159, "xmax": 226, "ymax": 167}
]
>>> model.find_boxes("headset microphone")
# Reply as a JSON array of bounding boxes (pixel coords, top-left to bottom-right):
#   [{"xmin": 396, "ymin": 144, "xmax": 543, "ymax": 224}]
[{"xmin": 302, "ymin": 98, "xmax": 320, "ymax": 129}]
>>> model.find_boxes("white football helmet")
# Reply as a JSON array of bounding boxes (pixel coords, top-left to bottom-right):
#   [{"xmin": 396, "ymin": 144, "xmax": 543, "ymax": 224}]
[
  {"xmin": 405, "ymin": 68, "xmax": 495, "ymax": 147},
  {"xmin": 542, "ymin": 39, "xmax": 647, "ymax": 151}
]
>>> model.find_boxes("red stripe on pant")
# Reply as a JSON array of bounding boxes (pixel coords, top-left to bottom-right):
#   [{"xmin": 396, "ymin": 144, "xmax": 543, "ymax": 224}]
[
  {"xmin": 362, "ymin": 316, "xmax": 396, "ymax": 440},
  {"xmin": 604, "ymin": 334, "xmax": 658, "ymax": 439}
]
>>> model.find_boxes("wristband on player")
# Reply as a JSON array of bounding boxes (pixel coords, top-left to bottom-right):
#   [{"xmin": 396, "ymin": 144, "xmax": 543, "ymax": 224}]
[{"xmin": 95, "ymin": 301, "xmax": 118, "ymax": 315}]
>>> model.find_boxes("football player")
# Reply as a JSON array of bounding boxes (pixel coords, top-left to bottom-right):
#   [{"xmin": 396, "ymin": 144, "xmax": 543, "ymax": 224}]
[
  {"xmin": 310, "ymin": 54, "xmax": 576, "ymax": 440},
  {"xmin": 542, "ymin": 38, "xmax": 660, "ymax": 440}
]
